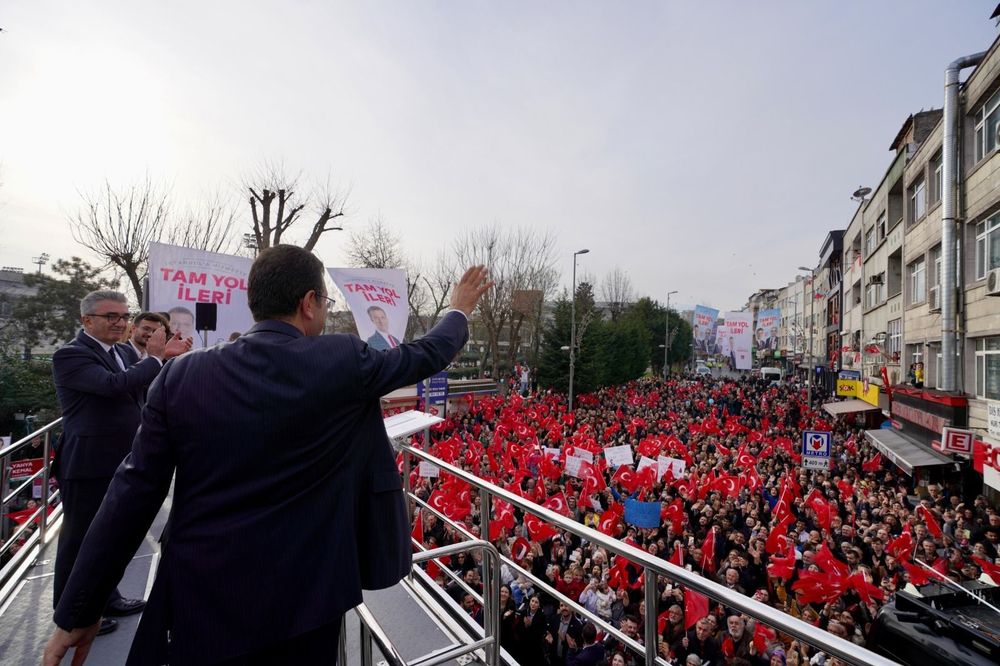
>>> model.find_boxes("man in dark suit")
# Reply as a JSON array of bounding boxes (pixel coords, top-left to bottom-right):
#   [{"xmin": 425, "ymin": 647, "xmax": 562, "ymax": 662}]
[
  {"xmin": 50, "ymin": 291, "xmax": 191, "ymax": 636},
  {"xmin": 44, "ymin": 246, "xmax": 491, "ymax": 665},
  {"xmin": 365, "ymin": 305, "xmax": 401, "ymax": 350}
]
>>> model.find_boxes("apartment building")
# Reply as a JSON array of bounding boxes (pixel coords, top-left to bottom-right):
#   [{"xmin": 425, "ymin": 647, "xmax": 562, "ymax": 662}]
[
  {"xmin": 777, "ymin": 276, "xmax": 807, "ymax": 374},
  {"xmin": 841, "ymin": 205, "xmax": 865, "ymax": 375}
]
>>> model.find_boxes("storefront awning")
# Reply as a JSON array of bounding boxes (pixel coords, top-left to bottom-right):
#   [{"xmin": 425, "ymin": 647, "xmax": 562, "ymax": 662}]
[
  {"xmin": 864, "ymin": 429, "xmax": 954, "ymax": 476},
  {"xmin": 824, "ymin": 399, "xmax": 880, "ymax": 416}
]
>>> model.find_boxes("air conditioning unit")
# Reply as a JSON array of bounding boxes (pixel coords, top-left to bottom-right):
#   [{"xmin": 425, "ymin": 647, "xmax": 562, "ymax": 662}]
[
  {"xmin": 988, "ymin": 268, "xmax": 1000, "ymax": 296},
  {"xmin": 929, "ymin": 286, "xmax": 941, "ymax": 311}
]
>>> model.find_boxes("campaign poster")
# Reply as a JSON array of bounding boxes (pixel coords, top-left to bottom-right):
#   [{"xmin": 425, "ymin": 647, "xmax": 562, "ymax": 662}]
[
  {"xmin": 147, "ymin": 242, "xmax": 255, "ymax": 348},
  {"xmin": 722, "ymin": 311, "xmax": 753, "ymax": 370},
  {"xmin": 715, "ymin": 327, "xmax": 728, "ymax": 355},
  {"xmin": 692, "ymin": 306, "xmax": 719, "ymax": 355},
  {"xmin": 328, "ymin": 268, "xmax": 408, "ymax": 350},
  {"xmin": 754, "ymin": 308, "xmax": 781, "ymax": 354}
]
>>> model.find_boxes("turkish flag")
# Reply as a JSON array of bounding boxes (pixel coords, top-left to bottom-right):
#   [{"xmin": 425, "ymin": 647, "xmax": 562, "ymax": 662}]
[
  {"xmin": 753, "ymin": 622, "xmax": 776, "ymax": 654},
  {"xmin": 767, "ymin": 542, "xmax": 797, "ymax": 580},
  {"xmin": 916, "ymin": 504, "xmax": 943, "ymax": 538},
  {"xmin": 862, "ymin": 452, "xmax": 883, "ymax": 472},
  {"xmin": 411, "ymin": 508, "xmax": 423, "ymax": 548},
  {"xmin": 684, "ymin": 589, "xmax": 710, "ymax": 630},
  {"xmin": 765, "ymin": 515, "xmax": 794, "ymax": 555},
  {"xmin": 700, "ymin": 527, "xmax": 717, "ymax": 574},
  {"xmin": 973, "ymin": 556, "xmax": 1000, "ymax": 584},
  {"xmin": 525, "ymin": 513, "xmax": 558, "ymax": 542},
  {"xmin": 543, "ymin": 492, "xmax": 570, "ymax": 517}
]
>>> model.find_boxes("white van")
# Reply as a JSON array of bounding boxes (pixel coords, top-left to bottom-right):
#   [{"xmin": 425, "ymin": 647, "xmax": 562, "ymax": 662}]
[{"xmin": 760, "ymin": 367, "xmax": 783, "ymax": 383}]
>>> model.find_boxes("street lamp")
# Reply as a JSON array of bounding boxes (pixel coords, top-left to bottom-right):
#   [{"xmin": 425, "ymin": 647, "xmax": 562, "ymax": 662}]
[
  {"xmin": 569, "ymin": 248, "xmax": 589, "ymax": 412},
  {"xmin": 798, "ymin": 266, "xmax": 816, "ymax": 409},
  {"xmin": 664, "ymin": 290, "xmax": 678, "ymax": 380}
]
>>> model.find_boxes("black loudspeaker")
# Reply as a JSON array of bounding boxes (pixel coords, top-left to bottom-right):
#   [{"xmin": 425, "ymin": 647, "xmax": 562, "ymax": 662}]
[{"xmin": 195, "ymin": 303, "xmax": 218, "ymax": 332}]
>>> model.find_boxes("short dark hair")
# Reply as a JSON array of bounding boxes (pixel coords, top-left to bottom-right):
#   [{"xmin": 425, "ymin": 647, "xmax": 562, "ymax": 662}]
[
  {"xmin": 247, "ymin": 245, "xmax": 325, "ymax": 321},
  {"xmin": 133, "ymin": 311, "xmax": 169, "ymax": 327},
  {"xmin": 367, "ymin": 305, "xmax": 386, "ymax": 317},
  {"xmin": 168, "ymin": 306, "xmax": 194, "ymax": 318},
  {"xmin": 581, "ymin": 622, "xmax": 597, "ymax": 644}
]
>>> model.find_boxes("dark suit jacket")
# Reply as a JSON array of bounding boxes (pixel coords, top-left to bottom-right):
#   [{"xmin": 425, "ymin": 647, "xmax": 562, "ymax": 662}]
[
  {"xmin": 52, "ymin": 331, "xmax": 161, "ymax": 480},
  {"xmin": 366, "ymin": 330, "xmax": 399, "ymax": 351},
  {"xmin": 54, "ymin": 311, "xmax": 469, "ymax": 665}
]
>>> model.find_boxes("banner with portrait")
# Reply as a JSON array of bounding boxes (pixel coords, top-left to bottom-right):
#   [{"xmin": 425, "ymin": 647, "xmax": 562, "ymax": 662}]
[
  {"xmin": 692, "ymin": 305, "xmax": 719, "ymax": 356},
  {"xmin": 754, "ymin": 308, "xmax": 781, "ymax": 357},
  {"xmin": 721, "ymin": 311, "xmax": 754, "ymax": 370},
  {"xmin": 147, "ymin": 242, "xmax": 255, "ymax": 348},
  {"xmin": 327, "ymin": 268, "xmax": 408, "ymax": 350}
]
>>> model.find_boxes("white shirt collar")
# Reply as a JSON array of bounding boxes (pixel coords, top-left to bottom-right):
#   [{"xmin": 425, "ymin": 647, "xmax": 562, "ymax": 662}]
[
  {"xmin": 128, "ymin": 339, "xmax": 147, "ymax": 359},
  {"xmin": 83, "ymin": 331, "xmax": 115, "ymax": 353}
]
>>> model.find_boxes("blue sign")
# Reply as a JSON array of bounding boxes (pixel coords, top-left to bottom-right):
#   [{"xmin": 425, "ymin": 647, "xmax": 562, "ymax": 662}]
[
  {"xmin": 623, "ymin": 499, "xmax": 660, "ymax": 528},
  {"xmin": 801, "ymin": 430, "xmax": 831, "ymax": 470},
  {"xmin": 417, "ymin": 371, "xmax": 449, "ymax": 406}
]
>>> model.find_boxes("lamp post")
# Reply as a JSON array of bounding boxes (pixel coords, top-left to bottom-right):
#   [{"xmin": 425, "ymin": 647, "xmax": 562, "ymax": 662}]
[
  {"xmin": 664, "ymin": 290, "xmax": 678, "ymax": 380},
  {"xmin": 569, "ymin": 248, "xmax": 589, "ymax": 412},
  {"xmin": 798, "ymin": 266, "xmax": 816, "ymax": 409}
]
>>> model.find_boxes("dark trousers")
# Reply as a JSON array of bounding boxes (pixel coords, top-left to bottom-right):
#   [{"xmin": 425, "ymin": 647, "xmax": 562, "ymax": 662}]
[
  {"xmin": 215, "ymin": 617, "xmax": 342, "ymax": 665},
  {"xmin": 53, "ymin": 476, "xmax": 121, "ymax": 609}
]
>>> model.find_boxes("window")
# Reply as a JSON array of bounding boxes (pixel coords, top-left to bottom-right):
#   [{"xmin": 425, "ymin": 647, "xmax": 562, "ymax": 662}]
[
  {"xmin": 888, "ymin": 319, "xmax": 902, "ymax": 360},
  {"xmin": 909, "ymin": 178, "xmax": 926, "ymax": 222},
  {"xmin": 975, "ymin": 338, "xmax": 1000, "ymax": 399},
  {"xmin": 976, "ymin": 213, "xmax": 1000, "ymax": 279},
  {"xmin": 930, "ymin": 152, "xmax": 943, "ymax": 204},
  {"xmin": 909, "ymin": 258, "xmax": 926, "ymax": 303},
  {"xmin": 866, "ymin": 273, "xmax": 884, "ymax": 309},
  {"xmin": 865, "ymin": 228, "xmax": 876, "ymax": 256},
  {"xmin": 877, "ymin": 212, "xmax": 887, "ymax": 241},
  {"xmin": 975, "ymin": 89, "xmax": 1000, "ymax": 162},
  {"xmin": 929, "ymin": 245, "xmax": 942, "ymax": 309}
]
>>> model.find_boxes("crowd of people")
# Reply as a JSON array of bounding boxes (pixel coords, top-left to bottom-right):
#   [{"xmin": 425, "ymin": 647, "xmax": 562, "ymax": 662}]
[{"xmin": 409, "ymin": 371, "xmax": 1000, "ymax": 666}]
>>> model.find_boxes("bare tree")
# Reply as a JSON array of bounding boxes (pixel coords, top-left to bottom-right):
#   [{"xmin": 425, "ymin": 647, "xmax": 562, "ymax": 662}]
[
  {"xmin": 451, "ymin": 226, "xmax": 559, "ymax": 378},
  {"xmin": 600, "ymin": 266, "xmax": 634, "ymax": 321},
  {"xmin": 70, "ymin": 176, "xmax": 170, "ymax": 304},
  {"xmin": 166, "ymin": 189, "xmax": 242, "ymax": 255},
  {"xmin": 345, "ymin": 214, "xmax": 404, "ymax": 269},
  {"xmin": 245, "ymin": 161, "xmax": 348, "ymax": 252}
]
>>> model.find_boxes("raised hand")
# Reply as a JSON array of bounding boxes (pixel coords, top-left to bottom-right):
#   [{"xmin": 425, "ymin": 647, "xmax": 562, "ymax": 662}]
[{"xmin": 450, "ymin": 265, "xmax": 493, "ymax": 317}]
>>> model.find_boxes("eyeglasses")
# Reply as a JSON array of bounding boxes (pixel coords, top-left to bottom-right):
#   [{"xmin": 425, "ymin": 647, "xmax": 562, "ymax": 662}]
[
  {"xmin": 315, "ymin": 293, "xmax": 336, "ymax": 308},
  {"xmin": 86, "ymin": 312, "xmax": 132, "ymax": 324}
]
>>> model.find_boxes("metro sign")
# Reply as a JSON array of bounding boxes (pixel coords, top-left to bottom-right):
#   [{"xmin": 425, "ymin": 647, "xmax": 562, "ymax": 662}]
[
  {"xmin": 941, "ymin": 427, "xmax": 974, "ymax": 455},
  {"xmin": 801, "ymin": 430, "xmax": 832, "ymax": 470}
]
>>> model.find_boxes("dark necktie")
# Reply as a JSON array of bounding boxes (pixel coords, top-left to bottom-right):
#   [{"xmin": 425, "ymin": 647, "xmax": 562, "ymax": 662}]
[{"xmin": 108, "ymin": 346, "xmax": 123, "ymax": 371}]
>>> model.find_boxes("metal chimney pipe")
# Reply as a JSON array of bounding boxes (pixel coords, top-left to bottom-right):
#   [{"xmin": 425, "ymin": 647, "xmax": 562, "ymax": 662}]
[{"xmin": 941, "ymin": 52, "xmax": 986, "ymax": 391}]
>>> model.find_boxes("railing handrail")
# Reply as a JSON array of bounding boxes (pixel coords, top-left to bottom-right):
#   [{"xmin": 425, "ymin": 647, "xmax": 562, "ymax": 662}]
[
  {"xmin": 400, "ymin": 443, "xmax": 899, "ymax": 666},
  {"xmin": 0, "ymin": 417, "xmax": 62, "ymax": 458}
]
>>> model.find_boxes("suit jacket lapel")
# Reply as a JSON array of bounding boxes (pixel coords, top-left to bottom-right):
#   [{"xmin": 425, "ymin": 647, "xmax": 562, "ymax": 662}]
[{"xmin": 77, "ymin": 330, "xmax": 120, "ymax": 373}]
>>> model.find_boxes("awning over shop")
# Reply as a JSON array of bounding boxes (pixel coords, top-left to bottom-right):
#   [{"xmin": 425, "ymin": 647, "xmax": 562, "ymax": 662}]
[
  {"xmin": 824, "ymin": 399, "xmax": 880, "ymax": 416},
  {"xmin": 864, "ymin": 428, "xmax": 954, "ymax": 476}
]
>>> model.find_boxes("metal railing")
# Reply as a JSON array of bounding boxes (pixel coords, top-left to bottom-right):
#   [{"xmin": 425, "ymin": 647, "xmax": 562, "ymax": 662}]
[
  {"xmin": 399, "ymin": 442, "xmax": 899, "ymax": 666},
  {"xmin": 342, "ymin": 540, "xmax": 502, "ymax": 666},
  {"xmin": 0, "ymin": 418, "xmax": 64, "ymax": 602}
]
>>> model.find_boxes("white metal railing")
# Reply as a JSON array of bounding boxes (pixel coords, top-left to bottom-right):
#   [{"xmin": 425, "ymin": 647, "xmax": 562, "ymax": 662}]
[
  {"xmin": 399, "ymin": 442, "xmax": 899, "ymax": 666},
  {"xmin": 0, "ymin": 418, "xmax": 64, "ymax": 603}
]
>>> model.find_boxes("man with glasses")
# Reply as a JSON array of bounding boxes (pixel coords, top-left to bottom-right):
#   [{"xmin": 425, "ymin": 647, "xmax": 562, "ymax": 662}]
[
  {"xmin": 45, "ymin": 246, "xmax": 491, "ymax": 665},
  {"xmin": 127, "ymin": 311, "xmax": 170, "ymax": 362},
  {"xmin": 50, "ymin": 290, "xmax": 191, "ymax": 637}
]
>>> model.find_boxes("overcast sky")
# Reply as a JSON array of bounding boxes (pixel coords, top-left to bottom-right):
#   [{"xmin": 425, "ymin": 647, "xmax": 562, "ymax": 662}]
[{"xmin": 1, "ymin": 2, "xmax": 997, "ymax": 311}]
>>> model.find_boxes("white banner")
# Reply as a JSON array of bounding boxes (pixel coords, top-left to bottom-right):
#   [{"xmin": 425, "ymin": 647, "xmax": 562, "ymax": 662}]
[
  {"xmin": 328, "ymin": 268, "xmax": 408, "ymax": 350},
  {"xmin": 565, "ymin": 455, "xmax": 586, "ymax": 478},
  {"xmin": 603, "ymin": 445, "xmax": 635, "ymax": 468},
  {"xmin": 418, "ymin": 461, "xmax": 440, "ymax": 477},
  {"xmin": 721, "ymin": 311, "xmax": 754, "ymax": 370},
  {"xmin": 657, "ymin": 455, "xmax": 686, "ymax": 479},
  {"xmin": 637, "ymin": 456, "xmax": 658, "ymax": 473},
  {"xmin": 147, "ymin": 242, "xmax": 255, "ymax": 348},
  {"xmin": 988, "ymin": 400, "xmax": 1000, "ymax": 439},
  {"xmin": 568, "ymin": 447, "xmax": 594, "ymax": 463}
]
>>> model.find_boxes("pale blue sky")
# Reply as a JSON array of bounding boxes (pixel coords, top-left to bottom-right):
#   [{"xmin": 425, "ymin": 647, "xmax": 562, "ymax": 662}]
[{"xmin": 1, "ymin": 1, "xmax": 997, "ymax": 310}]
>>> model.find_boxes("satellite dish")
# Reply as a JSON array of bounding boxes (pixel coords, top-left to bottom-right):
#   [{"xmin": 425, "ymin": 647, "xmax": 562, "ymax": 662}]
[{"xmin": 852, "ymin": 186, "xmax": 872, "ymax": 201}]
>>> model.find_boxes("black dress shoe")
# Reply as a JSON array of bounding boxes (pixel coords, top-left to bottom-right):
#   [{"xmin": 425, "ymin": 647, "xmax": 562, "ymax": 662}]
[
  {"xmin": 105, "ymin": 597, "xmax": 146, "ymax": 616},
  {"xmin": 98, "ymin": 618, "xmax": 118, "ymax": 635}
]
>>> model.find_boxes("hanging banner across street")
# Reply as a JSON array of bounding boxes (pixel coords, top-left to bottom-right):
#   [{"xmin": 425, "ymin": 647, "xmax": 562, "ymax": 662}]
[{"xmin": 721, "ymin": 311, "xmax": 754, "ymax": 370}]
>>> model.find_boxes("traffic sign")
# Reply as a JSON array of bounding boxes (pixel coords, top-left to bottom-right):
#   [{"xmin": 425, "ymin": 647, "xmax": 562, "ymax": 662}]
[{"xmin": 801, "ymin": 430, "xmax": 832, "ymax": 470}]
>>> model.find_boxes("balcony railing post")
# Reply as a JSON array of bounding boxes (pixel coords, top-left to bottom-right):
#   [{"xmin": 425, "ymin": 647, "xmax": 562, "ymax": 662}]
[
  {"xmin": 39, "ymin": 429, "xmax": 52, "ymax": 543},
  {"xmin": 643, "ymin": 567, "xmax": 657, "ymax": 666},
  {"xmin": 479, "ymin": 487, "xmax": 494, "ymax": 666},
  {"xmin": 338, "ymin": 615, "xmax": 348, "ymax": 666},
  {"xmin": 360, "ymin": 616, "xmax": 373, "ymax": 666}
]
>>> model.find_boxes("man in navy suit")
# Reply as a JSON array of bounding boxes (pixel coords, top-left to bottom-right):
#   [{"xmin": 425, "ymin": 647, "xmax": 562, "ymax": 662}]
[
  {"xmin": 44, "ymin": 245, "xmax": 491, "ymax": 665},
  {"xmin": 365, "ymin": 305, "xmax": 401, "ymax": 350},
  {"xmin": 50, "ymin": 291, "xmax": 191, "ymax": 636}
]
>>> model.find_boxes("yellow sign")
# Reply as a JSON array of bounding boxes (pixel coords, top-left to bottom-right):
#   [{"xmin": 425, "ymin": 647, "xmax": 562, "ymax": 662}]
[{"xmin": 837, "ymin": 379, "xmax": 880, "ymax": 405}]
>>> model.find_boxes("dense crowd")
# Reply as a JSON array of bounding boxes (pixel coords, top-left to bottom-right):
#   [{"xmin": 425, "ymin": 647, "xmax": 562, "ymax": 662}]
[{"xmin": 408, "ymin": 371, "xmax": 1000, "ymax": 666}]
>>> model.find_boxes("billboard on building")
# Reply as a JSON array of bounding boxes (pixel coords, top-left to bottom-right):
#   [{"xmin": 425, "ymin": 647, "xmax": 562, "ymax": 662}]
[
  {"xmin": 721, "ymin": 311, "xmax": 753, "ymax": 370},
  {"xmin": 754, "ymin": 309, "xmax": 780, "ymax": 355},
  {"xmin": 147, "ymin": 242, "xmax": 255, "ymax": 347},
  {"xmin": 692, "ymin": 305, "xmax": 719, "ymax": 355}
]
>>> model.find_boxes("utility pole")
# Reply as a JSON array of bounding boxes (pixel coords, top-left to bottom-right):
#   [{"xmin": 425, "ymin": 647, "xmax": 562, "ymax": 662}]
[
  {"xmin": 569, "ymin": 248, "xmax": 589, "ymax": 412},
  {"xmin": 664, "ymin": 290, "xmax": 678, "ymax": 380}
]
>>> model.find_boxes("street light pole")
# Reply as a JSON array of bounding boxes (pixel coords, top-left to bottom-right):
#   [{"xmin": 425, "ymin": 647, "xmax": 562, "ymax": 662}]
[
  {"xmin": 569, "ymin": 248, "xmax": 589, "ymax": 412},
  {"xmin": 798, "ymin": 266, "xmax": 816, "ymax": 409},
  {"xmin": 664, "ymin": 290, "xmax": 678, "ymax": 381}
]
